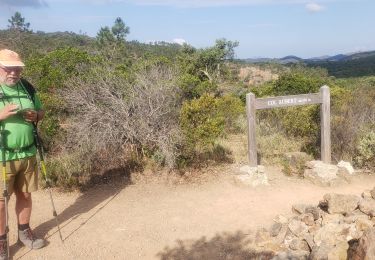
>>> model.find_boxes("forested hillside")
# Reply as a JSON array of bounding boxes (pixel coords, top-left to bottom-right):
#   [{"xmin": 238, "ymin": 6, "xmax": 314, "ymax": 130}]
[{"xmin": 306, "ymin": 51, "xmax": 375, "ymax": 78}]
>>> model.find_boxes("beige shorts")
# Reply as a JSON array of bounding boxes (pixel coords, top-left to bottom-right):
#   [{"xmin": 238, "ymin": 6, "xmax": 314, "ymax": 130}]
[{"xmin": 0, "ymin": 156, "xmax": 39, "ymax": 199}]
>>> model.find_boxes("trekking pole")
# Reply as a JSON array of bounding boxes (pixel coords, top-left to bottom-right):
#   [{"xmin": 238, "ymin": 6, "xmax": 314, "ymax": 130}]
[
  {"xmin": 32, "ymin": 127, "xmax": 63, "ymax": 242},
  {"xmin": 0, "ymin": 131, "xmax": 10, "ymax": 259}
]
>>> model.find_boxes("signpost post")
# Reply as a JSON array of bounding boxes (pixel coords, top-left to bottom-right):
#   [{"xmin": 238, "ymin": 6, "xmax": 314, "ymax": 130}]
[{"xmin": 246, "ymin": 85, "xmax": 331, "ymax": 166}]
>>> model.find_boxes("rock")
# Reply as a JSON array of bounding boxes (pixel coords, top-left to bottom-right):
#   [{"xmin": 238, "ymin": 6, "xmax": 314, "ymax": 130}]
[
  {"xmin": 270, "ymin": 222, "xmax": 283, "ymax": 237},
  {"xmin": 314, "ymin": 223, "xmax": 351, "ymax": 246},
  {"xmin": 273, "ymin": 214, "xmax": 289, "ymax": 224},
  {"xmin": 305, "ymin": 160, "xmax": 321, "ymax": 169},
  {"xmin": 322, "ymin": 213, "xmax": 344, "ymax": 225},
  {"xmin": 371, "ymin": 187, "xmax": 375, "ymax": 200},
  {"xmin": 288, "ymin": 219, "xmax": 308, "ymax": 237},
  {"xmin": 305, "ymin": 206, "xmax": 321, "ymax": 221},
  {"xmin": 355, "ymin": 218, "xmax": 374, "ymax": 232},
  {"xmin": 310, "ymin": 240, "xmax": 348, "ymax": 260},
  {"xmin": 337, "ymin": 160, "xmax": 355, "ymax": 175},
  {"xmin": 349, "ymin": 227, "xmax": 375, "ymax": 260},
  {"xmin": 292, "ymin": 204, "xmax": 313, "ymax": 215},
  {"xmin": 308, "ymin": 224, "xmax": 321, "ymax": 234},
  {"xmin": 362, "ymin": 190, "xmax": 373, "ymax": 199},
  {"xmin": 323, "ymin": 193, "xmax": 360, "ymax": 214},
  {"xmin": 304, "ymin": 161, "xmax": 344, "ymax": 186},
  {"xmin": 274, "ymin": 224, "xmax": 289, "ymax": 244},
  {"xmin": 359, "ymin": 198, "xmax": 375, "ymax": 217},
  {"xmin": 257, "ymin": 165, "xmax": 265, "ymax": 173},
  {"xmin": 289, "ymin": 238, "xmax": 310, "ymax": 251},
  {"xmin": 344, "ymin": 211, "xmax": 370, "ymax": 224},
  {"xmin": 302, "ymin": 233, "xmax": 315, "ymax": 250},
  {"xmin": 234, "ymin": 165, "xmax": 269, "ymax": 187},
  {"xmin": 272, "ymin": 250, "xmax": 309, "ymax": 260},
  {"xmin": 329, "ymin": 241, "xmax": 349, "ymax": 260},
  {"xmin": 239, "ymin": 165, "xmax": 258, "ymax": 175},
  {"xmin": 299, "ymin": 213, "xmax": 315, "ymax": 226}
]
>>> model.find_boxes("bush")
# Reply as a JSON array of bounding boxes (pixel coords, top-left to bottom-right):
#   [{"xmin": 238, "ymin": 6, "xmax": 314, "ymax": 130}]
[
  {"xmin": 216, "ymin": 95, "xmax": 245, "ymax": 133},
  {"xmin": 52, "ymin": 63, "xmax": 182, "ymax": 188},
  {"xmin": 180, "ymin": 94, "xmax": 225, "ymax": 153},
  {"xmin": 354, "ymin": 130, "xmax": 375, "ymax": 169},
  {"xmin": 331, "ymin": 85, "xmax": 375, "ymax": 162}
]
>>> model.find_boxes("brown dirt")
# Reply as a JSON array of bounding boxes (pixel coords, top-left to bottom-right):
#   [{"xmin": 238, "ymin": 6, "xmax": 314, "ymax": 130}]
[{"xmin": 6, "ymin": 165, "xmax": 375, "ymax": 259}]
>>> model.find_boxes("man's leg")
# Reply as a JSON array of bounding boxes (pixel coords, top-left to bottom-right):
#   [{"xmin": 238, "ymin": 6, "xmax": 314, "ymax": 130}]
[
  {"xmin": 0, "ymin": 200, "xmax": 8, "ymax": 260},
  {"xmin": 15, "ymin": 190, "xmax": 45, "ymax": 249},
  {"xmin": 15, "ymin": 191, "xmax": 32, "ymax": 225},
  {"xmin": 0, "ymin": 200, "xmax": 6, "ymax": 236}
]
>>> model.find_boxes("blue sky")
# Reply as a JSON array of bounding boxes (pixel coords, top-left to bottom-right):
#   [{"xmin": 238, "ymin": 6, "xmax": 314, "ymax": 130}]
[{"xmin": 0, "ymin": 0, "xmax": 374, "ymax": 59}]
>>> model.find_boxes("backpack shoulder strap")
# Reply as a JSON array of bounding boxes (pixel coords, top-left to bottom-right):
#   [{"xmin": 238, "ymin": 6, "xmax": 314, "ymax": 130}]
[{"xmin": 20, "ymin": 78, "xmax": 36, "ymax": 105}]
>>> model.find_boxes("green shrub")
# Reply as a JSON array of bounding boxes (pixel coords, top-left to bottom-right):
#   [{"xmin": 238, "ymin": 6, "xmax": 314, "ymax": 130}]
[
  {"xmin": 281, "ymin": 106, "xmax": 320, "ymax": 138},
  {"xmin": 355, "ymin": 130, "xmax": 375, "ymax": 169},
  {"xmin": 216, "ymin": 95, "xmax": 245, "ymax": 133},
  {"xmin": 180, "ymin": 94, "xmax": 225, "ymax": 153}
]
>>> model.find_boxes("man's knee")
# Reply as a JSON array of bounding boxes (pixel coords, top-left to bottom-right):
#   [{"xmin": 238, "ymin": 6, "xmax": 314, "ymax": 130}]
[{"xmin": 15, "ymin": 191, "xmax": 32, "ymax": 201}]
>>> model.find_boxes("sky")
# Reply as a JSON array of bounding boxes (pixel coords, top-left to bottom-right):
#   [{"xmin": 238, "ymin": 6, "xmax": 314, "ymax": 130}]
[{"xmin": 0, "ymin": 0, "xmax": 374, "ymax": 59}]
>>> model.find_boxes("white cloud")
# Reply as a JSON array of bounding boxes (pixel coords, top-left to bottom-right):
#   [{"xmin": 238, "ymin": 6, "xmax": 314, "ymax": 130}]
[
  {"xmin": 172, "ymin": 38, "xmax": 187, "ymax": 45},
  {"xmin": 305, "ymin": 2, "xmax": 324, "ymax": 12},
  {"xmin": 69, "ymin": 0, "xmax": 343, "ymax": 8},
  {"xmin": 0, "ymin": 0, "xmax": 48, "ymax": 7}
]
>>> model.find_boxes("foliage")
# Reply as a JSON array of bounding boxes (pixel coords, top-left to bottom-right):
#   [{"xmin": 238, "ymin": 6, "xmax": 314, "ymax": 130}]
[
  {"xmin": 216, "ymin": 95, "xmax": 245, "ymax": 133},
  {"xmin": 96, "ymin": 17, "xmax": 130, "ymax": 48},
  {"xmin": 272, "ymin": 65, "xmax": 329, "ymax": 95},
  {"xmin": 355, "ymin": 130, "xmax": 375, "ymax": 170},
  {"xmin": 24, "ymin": 47, "xmax": 93, "ymax": 91},
  {"xmin": 59, "ymin": 63, "xmax": 182, "ymax": 173},
  {"xmin": 308, "ymin": 52, "xmax": 375, "ymax": 78},
  {"xmin": 22, "ymin": 47, "xmax": 94, "ymax": 150},
  {"xmin": 180, "ymin": 94, "xmax": 225, "ymax": 153},
  {"xmin": 111, "ymin": 17, "xmax": 130, "ymax": 41},
  {"xmin": 177, "ymin": 39, "xmax": 239, "ymax": 99},
  {"xmin": 8, "ymin": 12, "xmax": 31, "ymax": 32},
  {"xmin": 96, "ymin": 26, "xmax": 116, "ymax": 46},
  {"xmin": 331, "ymin": 84, "xmax": 375, "ymax": 162}
]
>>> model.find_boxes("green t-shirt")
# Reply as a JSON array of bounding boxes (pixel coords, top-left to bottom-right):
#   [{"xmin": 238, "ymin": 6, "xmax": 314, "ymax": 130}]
[{"xmin": 0, "ymin": 81, "xmax": 43, "ymax": 161}]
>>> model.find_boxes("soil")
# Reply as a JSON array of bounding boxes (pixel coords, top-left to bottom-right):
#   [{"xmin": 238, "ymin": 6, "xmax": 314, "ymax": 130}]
[{"xmin": 6, "ymin": 165, "xmax": 375, "ymax": 260}]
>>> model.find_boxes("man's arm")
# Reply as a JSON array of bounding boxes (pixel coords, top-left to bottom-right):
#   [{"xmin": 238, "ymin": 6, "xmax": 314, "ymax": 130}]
[
  {"xmin": 23, "ymin": 109, "xmax": 44, "ymax": 123},
  {"xmin": 0, "ymin": 104, "xmax": 19, "ymax": 121}
]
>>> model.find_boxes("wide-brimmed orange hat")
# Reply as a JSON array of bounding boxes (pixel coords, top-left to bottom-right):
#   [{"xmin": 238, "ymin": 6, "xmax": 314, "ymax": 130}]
[{"xmin": 0, "ymin": 49, "xmax": 25, "ymax": 67}]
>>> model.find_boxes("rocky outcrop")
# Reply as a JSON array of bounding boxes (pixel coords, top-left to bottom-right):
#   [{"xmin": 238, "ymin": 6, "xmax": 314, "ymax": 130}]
[{"xmin": 245, "ymin": 187, "xmax": 375, "ymax": 259}]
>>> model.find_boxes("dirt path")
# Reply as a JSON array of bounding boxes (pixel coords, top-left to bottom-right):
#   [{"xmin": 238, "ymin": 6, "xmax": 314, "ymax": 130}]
[{"xmin": 6, "ymin": 165, "xmax": 375, "ymax": 259}]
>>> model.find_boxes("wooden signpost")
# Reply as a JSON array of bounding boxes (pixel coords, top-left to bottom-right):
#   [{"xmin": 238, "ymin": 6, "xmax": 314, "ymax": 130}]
[{"xmin": 246, "ymin": 85, "xmax": 331, "ymax": 166}]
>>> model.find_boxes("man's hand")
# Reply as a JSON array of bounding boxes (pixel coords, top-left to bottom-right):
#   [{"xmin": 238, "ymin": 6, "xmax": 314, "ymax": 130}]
[
  {"xmin": 23, "ymin": 109, "xmax": 38, "ymax": 122},
  {"xmin": 0, "ymin": 104, "xmax": 19, "ymax": 121}
]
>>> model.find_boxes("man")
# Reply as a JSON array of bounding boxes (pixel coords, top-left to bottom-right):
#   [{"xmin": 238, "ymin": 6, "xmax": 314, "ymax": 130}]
[{"xmin": 0, "ymin": 49, "xmax": 46, "ymax": 259}]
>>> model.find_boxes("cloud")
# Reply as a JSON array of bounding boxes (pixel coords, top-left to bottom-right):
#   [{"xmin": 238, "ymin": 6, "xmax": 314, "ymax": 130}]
[
  {"xmin": 74, "ymin": 0, "xmax": 338, "ymax": 8},
  {"xmin": 125, "ymin": 0, "xmax": 307, "ymax": 7},
  {"xmin": 305, "ymin": 2, "xmax": 325, "ymax": 12},
  {"xmin": 0, "ymin": 0, "xmax": 48, "ymax": 7},
  {"xmin": 172, "ymin": 38, "xmax": 187, "ymax": 45}
]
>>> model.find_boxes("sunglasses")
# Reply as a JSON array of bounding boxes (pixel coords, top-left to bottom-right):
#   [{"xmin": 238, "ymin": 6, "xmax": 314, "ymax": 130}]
[{"xmin": 0, "ymin": 66, "xmax": 23, "ymax": 73}]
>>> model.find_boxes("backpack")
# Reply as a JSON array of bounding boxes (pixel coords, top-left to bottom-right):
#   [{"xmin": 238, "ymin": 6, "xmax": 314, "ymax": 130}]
[{"xmin": 20, "ymin": 78, "xmax": 36, "ymax": 105}]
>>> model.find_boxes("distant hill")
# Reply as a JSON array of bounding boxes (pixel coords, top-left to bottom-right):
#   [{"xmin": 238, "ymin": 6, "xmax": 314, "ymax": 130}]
[
  {"xmin": 0, "ymin": 29, "xmax": 183, "ymax": 60},
  {"xmin": 306, "ymin": 51, "xmax": 375, "ymax": 78},
  {"xmin": 242, "ymin": 50, "xmax": 375, "ymax": 78}
]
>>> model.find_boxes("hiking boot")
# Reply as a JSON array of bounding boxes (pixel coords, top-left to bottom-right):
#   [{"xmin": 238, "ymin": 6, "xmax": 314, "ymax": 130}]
[
  {"xmin": 0, "ymin": 239, "xmax": 8, "ymax": 260},
  {"xmin": 18, "ymin": 228, "xmax": 46, "ymax": 249}
]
